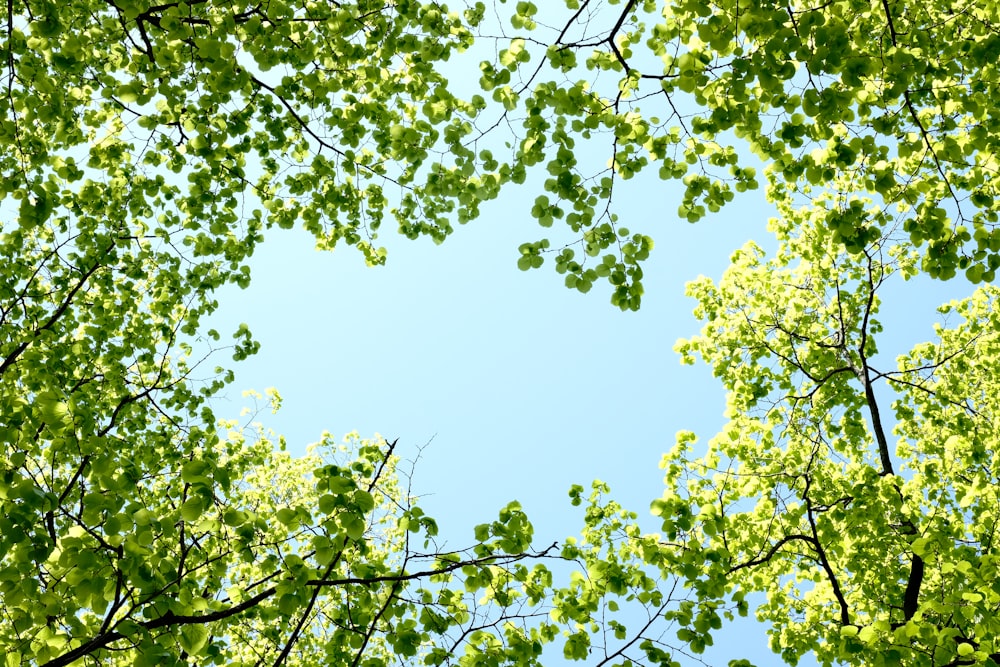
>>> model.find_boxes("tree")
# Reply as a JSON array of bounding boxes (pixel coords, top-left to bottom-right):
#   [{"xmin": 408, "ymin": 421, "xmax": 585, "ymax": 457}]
[
  {"xmin": 0, "ymin": 0, "xmax": 679, "ymax": 664},
  {"xmin": 504, "ymin": 0, "xmax": 1000, "ymax": 295},
  {"xmin": 660, "ymin": 190, "xmax": 1000, "ymax": 666},
  {"xmin": 3, "ymin": 0, "xmax": 1000, "ymax": 665},
  {"xmin": 488, "ymin": 2, "xmax": 1000, "ymax": 659}
]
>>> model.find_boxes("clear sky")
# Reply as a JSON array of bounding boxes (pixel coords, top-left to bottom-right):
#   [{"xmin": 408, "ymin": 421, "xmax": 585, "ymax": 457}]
[
  {"xmin": 202, "ymin": 161, "xmax": 775, "ymax": 661},
  {"xmin": 197, "ymin": 4, "xmax": 970, "ymax": 659},
  {"xmin": 196, "ymin": 133, "xmax": 957, "ymax": 667},
  {"xmin": 203, "ymin": 141, "xmax": 968, "ymax": 662}
]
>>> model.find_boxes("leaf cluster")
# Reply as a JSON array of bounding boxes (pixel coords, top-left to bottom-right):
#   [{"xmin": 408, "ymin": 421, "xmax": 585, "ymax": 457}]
[{"xmin": 658, "ymin": 206, "xmax": 1000, "ymax": 666}]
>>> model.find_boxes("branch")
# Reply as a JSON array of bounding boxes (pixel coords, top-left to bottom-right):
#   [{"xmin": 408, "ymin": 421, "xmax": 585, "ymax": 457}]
[
  {"xmin": 880, "ymin": 0, "xmax": 898, "ymax": 45},
  {"xmin": 41, "ymin": 587, "xmax": 277, "ymax": 667},
  {"xmin": 593, "ymin": 601, "xmax": 673, "ymax": 667},
  {"xmin": 348, "ymin": 561, "xmax": 407, "ymax": 667},
  {"xmin": 603, "ymin": 0, "xmax": 638, "ymax": 74},
  {"xmin": 901, "ymin": 552, "xmax": 924, "ymax": 621},
  {"xmin": 0, "ymin": 242, "xmax": 114, "ymax": 377},
  {"xmin": 727, "ymin": 533, "xmax": 818, "ymax": 573},
  {"xmin": 308, "ymin": 543, "xmax": 559, "ymax": 588},
  {"xmin": 857, "ymin": 252, "xmax": 893, "ymax": 475},
  {"xmin": 249, "ymin": 75, "xmax": 407, "ymax": 190},
  {"xmin": 272, "ymin": 436, "xmax": 397, "ymax": 666},
  {"xmin": 553, "ymin": 0, "xmax": 593, "ymax": 46},
  {"xmin": 802, "ymin": 476, "xmax": 851, "ymax": 625}
]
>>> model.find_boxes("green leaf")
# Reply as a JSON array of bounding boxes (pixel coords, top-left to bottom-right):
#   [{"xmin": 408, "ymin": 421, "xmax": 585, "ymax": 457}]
[
  {"xmin": 277, "ymin": 593, "xmax": 300, "ymax": 615},
  {"xmin": 180, "ymin": 498, "xmax": 205, "ymax": 523},
  {"xmin": 276, "ymin": 508, "xmax": 297, "ymax": 526},
  {"xmin": 178, "ymin": 625, "xmax": 209, "ymax": 655},
  {"xmin": 181, "ymin": 460, "xmax": 211, "ymax": 483},
  {"xmin": 342, "ymin": 513, "xmax": 366, "ymax": 541},
  {"xmin": 353, "ymin": 490, "xmax": 375, "ymax": 513},
  {"xmin": 318, "ymin": 494, "xmax": 338, "ymax": 514},
  {"xmin": 222, "ymin": 509, "xmax": 248, "ymax": 526}
]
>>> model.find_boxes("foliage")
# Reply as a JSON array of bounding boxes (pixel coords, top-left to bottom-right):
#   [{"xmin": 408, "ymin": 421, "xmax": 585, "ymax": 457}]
[
  {"xmin": 487, "ymin": 0, "xmax": 1000, "ymax": 306},
  {"xmin": 0, "ymin": 2, "xmax": 695, "ymax": 663},
  {"xmin": 5, "ymin": 0, "xmax": 997, "ymax": 312},
  {"xmin": 3, "ymin": 0, "xmax": 1000, "ymax": 665},
  {"xmin": 486, "ymin": 3, "xmax": 1000, "ymax": 659},
  {"xmin": 3, "ymin": 388, "xmax": 684, "ymax": 667},
  {"xmin": 0, "ymin": 0, "xmax": 673, "ymax": 663},
  {"xmin": 659, "ymin": 187, "xmax": 1000, "ymax": 666}
]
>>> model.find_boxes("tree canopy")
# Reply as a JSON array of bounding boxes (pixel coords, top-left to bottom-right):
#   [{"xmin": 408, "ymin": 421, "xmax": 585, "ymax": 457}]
[
  {"xmin": 2, "ymin": 0, "xmax": 1000, "ymax": 665},
  {"xmin": 664, "ymin": 199, "xmax": 1000, "ymax": 666}
]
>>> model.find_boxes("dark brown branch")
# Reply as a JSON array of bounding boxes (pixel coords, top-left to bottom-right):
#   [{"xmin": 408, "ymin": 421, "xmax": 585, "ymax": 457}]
[
  {"xmin": 272, "ymin": 546, "xmax": 347, "ymax": 666},
  {"xmin": 593, "ymin": 601, "xmax": 673, "ymax": 667},
  {"xmin": 728, "ymin": 533, "xmax": 818, "ymax": 573},
  {"xmin": 881, "ymin": 372, "xmax": 983, "ymax": 419},
  {"xmin": 348, "ymin": 567, "xmax": 406, "ymax": 667},
  {"xmin": 55, "ymin": 456, "xmax": 91, "ymax": 509},
  {"xmin": 553, "ymin": 0, "xmax": 593, "ymax": 46},
  {"xmin": 272, "ymin": 436, "xmax": 398, "ymax": 666},
  {"xmin": 606, "ymin": 0, "xmax": 637, "ymax": 44},
  {"xmin": 41, "ymin": 586, "xmax": 276, "ymax": 667},
  {"xmin": 308, "ymin": 544, "xmax": 557, "ymax": 588},
  {"xmin": 98, "ymin": 570, "xmax": 126, "ymax": 635},
  {"xmin": 901, "ymin": 90, "xmax": 964, "ymax": 220},
  {"xmin": 901, "ymin": 553, "xmax": 924, "ymax": 620},
  {"xmin": 248, "ymin": 75, "xmax": 407, "ymax": 189},
  {"xmin": 0, "ymin": 242, "xmax": 114, "ymax": 378},
  {"xmin": 857, "ymin": 253, "xmax": 894, "ymax": 475},
  {"xmin": 369, "ymin": 438, "xmax": 398, "ymax": 493},
  {"xmin": 552, "ymin": 0, "xmax": 671, "ymax": 81},
  {"xmin": 880, "ymin": 0, "xmax": 898, "ymax": 45},
  {"xmin": 860, "ymin": 363, "xmax": 893, "ymax": 475},
  {"xmin": 802, "ymin": 477, "xmax": 851, "ymax": 625}
]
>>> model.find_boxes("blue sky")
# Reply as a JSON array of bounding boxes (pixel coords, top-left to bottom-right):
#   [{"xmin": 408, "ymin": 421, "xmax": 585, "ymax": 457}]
[
  {"xmin": 204, "ymin": 154, "xmax": 966, "ymax": 664},
  {"xmin": 200, "ymin": 5, "xmax": 969, "ymax": 661},
  {"xmin": 206, "ymin": 166, "xmax": 782, "ymax": 663},
  {"xmin": 207, "ymin": 169, "xmax": 761, "ymax": 537}
]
